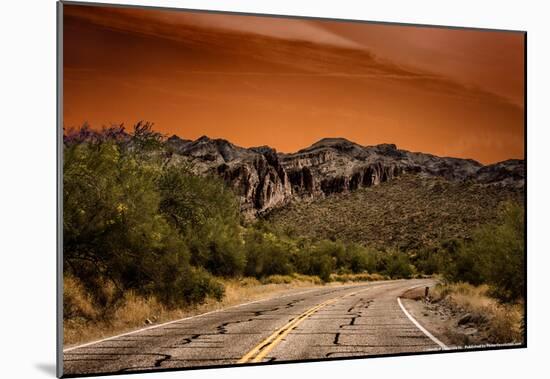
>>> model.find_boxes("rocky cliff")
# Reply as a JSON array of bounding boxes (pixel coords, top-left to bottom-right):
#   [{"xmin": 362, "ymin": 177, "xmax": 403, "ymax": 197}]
[{"xmin": 165, "ymin": 135, "xmax": 524, "ymax": 217}]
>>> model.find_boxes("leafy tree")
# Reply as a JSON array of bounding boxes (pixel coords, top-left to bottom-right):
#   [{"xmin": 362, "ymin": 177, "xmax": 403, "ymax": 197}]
[
  {"xmin": 469, "ymin": 203, "xmax": 524, "ymax": 302},
  {"xmin": 131, "ymin": 121, "xmax": 165, "ymax": 152},
  {"xmin": 381, "ymin": 249, "xmax": 414, "ymax": 279},
  {"xmin": 442, "ymin": 203, "xmax": 525, "ymax": 303},
  {"xmin": 158, "ymin": 166, "xmax": 245, "ymax": 276},
  {"xmin": 243, "ymin": 230, "xmax": 295, "ymax": 278},
  {"xmin": 64, "ymin": 137, "xmax": 223, "ymax": 309},
  {"xmin": 443, "ymin": 240, "xmax": 485, "ymax": 285}
]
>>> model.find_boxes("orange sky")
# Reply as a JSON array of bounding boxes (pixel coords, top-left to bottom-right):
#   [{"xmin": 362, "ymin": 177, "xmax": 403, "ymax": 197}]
[{"xmin": 63, "ymin": 4, "xmax": 525, "ymax": 164}]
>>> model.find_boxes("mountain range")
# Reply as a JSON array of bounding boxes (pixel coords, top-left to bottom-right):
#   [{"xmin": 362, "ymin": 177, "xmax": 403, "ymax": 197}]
[{"xmin": 165, "ymin": 135, "xmax": 525, "ymax": 218}]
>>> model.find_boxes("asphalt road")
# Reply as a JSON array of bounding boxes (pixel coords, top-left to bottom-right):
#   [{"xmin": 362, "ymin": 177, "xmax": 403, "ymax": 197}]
[{"xmin": 63, "ymin": 279, "xmax": 442, "ymax": 376}]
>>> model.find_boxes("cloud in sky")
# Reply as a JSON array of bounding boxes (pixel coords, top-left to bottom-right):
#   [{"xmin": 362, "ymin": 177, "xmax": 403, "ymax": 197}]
[{"xmin": 63, "ymin": 4, "xmax": 524, "ymax": 164}]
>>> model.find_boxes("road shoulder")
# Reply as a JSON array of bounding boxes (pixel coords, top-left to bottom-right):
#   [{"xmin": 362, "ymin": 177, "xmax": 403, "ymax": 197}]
[{"xmin": 400, "ymin": 286, "xmax": 493, "ymax": 348}]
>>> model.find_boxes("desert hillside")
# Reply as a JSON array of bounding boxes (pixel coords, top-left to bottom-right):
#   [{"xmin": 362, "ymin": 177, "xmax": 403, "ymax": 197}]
[{"xmin": 265, "ymin": 173, "xmax": 523, "ymax": 250}]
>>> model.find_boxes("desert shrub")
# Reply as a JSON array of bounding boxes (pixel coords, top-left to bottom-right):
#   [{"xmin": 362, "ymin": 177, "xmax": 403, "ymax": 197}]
[
  {"xmin": 63, "ymin": 133, "xmax": 226, "ymax": 309},
  {"xmin": 158, "ymin": 166, "xmax": 245, "ymax": 277},
  {"xmin": 287, "ymin": 239, "xmax": 383, "ymax": 281},
  {"xmin": 63, "ymin": 275, "xmax": 99, "ymax": 321},
  {"xmin": 381, "ymin": 250, "xmax": 414, "ymax": 279},
  {"xmin": 261, "ymin": 275, "xmax": 294, "ymax": 284},
  {"xmin": 346, "ymin": 244, "xmax": 380, "ymax": 273},
  {"xmin": 239, "ymin": 277, "xmax": 261, "ymax": 287},
  {"xmin": 291, "ymin": 274, "xmax": 324, "ymax": 285},
  {"xmin": 331, "ymin": 272, "xmax": 387, "ymax": 283},
  {"xmin": 442, "ymin": 238, "xmax": 486, "ymax": 285},
  {"xmin": 413, "ymin": 246, "xmax": 446, "ymax": 275},
  {"xmin": 316, "ymin": 240, "xmax": 346, "ymax": 267},
  {"xmin": 467, "ymin": 203, "xmax": 525, "ymax": 302},
  {"xmin": 294, "ymin": 241, "xmax": 337, "ymax": 282},
  {"xmin": 243, "ymin": 230, "xmax": 295, "ymax": 278},
  {"xmin": 146, "ymin": 250, "xmax": 224, "ymax": 307},
  {"xmin": 131, "ymin": 121, "xmax": 164, "ymax": 152},
  {"xmin": 443, "ymin": 203, "xmax": 525, "ymax": 303},
  {"xmin": 172, "ymin": 268, "xmax": 224, "ymax": 305},
  {"xmin": 301, "ymin": 240, "xmax": 373, "ymax": 277},
  {"xmin": 432, "ymin": 282, "xmax": 523, "ymax": 344},
  {"xmin": 64, "ymin": 141, "xmax": 166, "ymax": 302},
  {"xmin": 310, "ymin": 254, "xmax": 334, "ymax": 282}
]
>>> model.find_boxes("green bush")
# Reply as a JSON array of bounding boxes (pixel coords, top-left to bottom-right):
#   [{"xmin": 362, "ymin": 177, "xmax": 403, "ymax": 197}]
[
  {"xmin": 294, "ymin": 240, "xmax": 377, "ymax": 278},
  {"xmin": 243, "ymin": 229, "xmax": 295, "ymax": 278},
  {"xmin": 443, "ymin": 203, "xmax": 525, "ymax": 303},
  {"xmin": 381, "ymin": 250, "xmax": 414, "ymax": 279},
  {"xmin": 346, "ymin": 243, "xmax": 379, "ymax": 273},
  {"xmin": 158, "ymin": 166, "xmax": 245, "ymax": 277},
  {"xmin": 157, "ymin": 267, "xmax": 225, "ymax": 306},
  {"xmin": 443, "ymin": 239, "xmax": 485, "ymax": 286},
  {"xmin": 64, "ymin": 141, "xmax": 166, "ymax": 303},
  {"xmin": 310, "ymin": 253, "xmax": 334, "ymax": 283},
  {"xmin": 470, "ymin": 203, "xmax": 524, "ymax": 302},
  {"xmin": 413, "ymin": 246, "xmax": 445, "ymax": 275},
  {"xmin": 64, "ymin": 132, "xmax": 227, "ymax": 309}
]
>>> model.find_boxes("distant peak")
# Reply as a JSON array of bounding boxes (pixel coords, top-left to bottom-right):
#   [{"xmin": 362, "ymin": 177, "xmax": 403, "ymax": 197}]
[
  {"xmin": 167, "ymin": 134, "xmax": 188, "ymax": 142},
  {"xmin": 251, "ymin": 145, "xmax": 277, "ymax": 153},
  {"xmin": 193, "ymin": 136, "xmax": 234, "ymax": 149},
  {"xmin": 314, "ymin": 137, "xmax": 353, "ymax": 144},
  {"xmin": 309, "ymin": 137, "xmax": 357, "ymax": 149},
  {"xmin": 375, "ymin": 143, "xmax": 397, "ymax": 150}
]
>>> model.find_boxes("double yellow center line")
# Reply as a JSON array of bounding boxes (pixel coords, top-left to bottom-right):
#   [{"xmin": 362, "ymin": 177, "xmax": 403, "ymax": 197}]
[{"xmin": 238, "ymin": 288, "xmax": 369, "ymax": 364}]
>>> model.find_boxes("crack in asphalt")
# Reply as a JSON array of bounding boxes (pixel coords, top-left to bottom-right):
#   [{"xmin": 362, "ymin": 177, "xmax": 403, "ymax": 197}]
[
  {"xmin": 153, "ymin": 353, "xmax": 172, "ymax": 368},
  {"xmin": 216, "ymin": 318, "xmax": 256, "ymax": 334},
  {"xmin": 176, "ymin": 333, "xmax": 201, "ymax": 346},
  {"xmin": 338, "ymin": 298, "xmax": 372, "ymax": 329},
  {"xmin": 215, "ymin": 298, "xmax": 308, "ymax": 335},
  {"xmin": 333, "ymin": 332, "xmax": 341, "ymax": 345}
]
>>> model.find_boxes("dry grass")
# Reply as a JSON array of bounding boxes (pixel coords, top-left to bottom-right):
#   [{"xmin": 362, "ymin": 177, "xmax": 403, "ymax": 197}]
[
  {"xmin": 432, "ymin": 282, "xmax": 524, "ymax": 344},
  {"xmin": 63, "ymin": 274, "xmax": 364, "ymax": 348},
  {"xmin": 63, "ymin": 276, "xmax": 98, "ymax": 321},
  {"xmin": 331, "ymin": 272, "xmax": 389, "ymax": 282},
  {"xmin": 64, "ymin": 280, "xmax": 179, "ymax": 347},
  {"xmin": 260, "ymin": 274, "xmax": 323, "ymax": 285}
]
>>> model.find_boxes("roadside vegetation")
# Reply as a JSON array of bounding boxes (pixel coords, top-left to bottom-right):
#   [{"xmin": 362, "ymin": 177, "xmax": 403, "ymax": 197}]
[
  {"xmin": 414, "ymin": 203, "xmax": 525, "ymax": 343},
  {"xmin": 414, "ymin": 202, "xmax": 525, "ymax": 302},
  {"xmin": 63, "ymin": 123, "xmax": 525, "ymax": 345},
  {"xmin": 64, "ymin": 274, "xmax": 327, "ymax": 346},
  {"xmin": 267, "ymin": 173, "xmax": 523, "ymax": 251},
  {"xmin": 431, "ymin": 283, "xmax": 524, "ymax": 344}
]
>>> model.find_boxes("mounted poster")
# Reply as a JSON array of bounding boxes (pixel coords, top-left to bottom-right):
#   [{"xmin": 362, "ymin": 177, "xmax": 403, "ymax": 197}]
[{"xmin": 57, "ymin": 1, "xmax": 526, "ymax": 377}]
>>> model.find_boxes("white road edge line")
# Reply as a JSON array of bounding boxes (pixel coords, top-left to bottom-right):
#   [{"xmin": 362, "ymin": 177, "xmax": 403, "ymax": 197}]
[
  {"xmin": 63, "ymin": 282, "xmax": 382, "ymax": 353},
  {"xmin": 397, "ymin": 297, "xmax": 449, "ymax": 350}
]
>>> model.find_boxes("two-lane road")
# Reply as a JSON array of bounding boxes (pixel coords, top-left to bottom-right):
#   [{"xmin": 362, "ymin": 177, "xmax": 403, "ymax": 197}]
[{"xmin": 63, "ymin": 279, "xmax": 444, "ymax": 376}]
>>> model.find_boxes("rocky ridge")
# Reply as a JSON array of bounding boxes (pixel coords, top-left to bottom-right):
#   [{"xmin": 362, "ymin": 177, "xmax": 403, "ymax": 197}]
[{"xmin": 165, "ymin": 135, "xmax": 525, "ymax": 217}]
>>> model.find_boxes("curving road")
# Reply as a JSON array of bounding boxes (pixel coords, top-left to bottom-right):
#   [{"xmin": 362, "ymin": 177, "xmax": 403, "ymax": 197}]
[{"xmin": 63, "ymin": 279, "xmax": 443, "ymax": 376}]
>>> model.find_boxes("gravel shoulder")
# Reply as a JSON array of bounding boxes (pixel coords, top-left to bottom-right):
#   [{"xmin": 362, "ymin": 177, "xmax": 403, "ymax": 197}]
[{"xmin": 400, "ymin": 286, "xmax": 515, "ymax": 348}]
